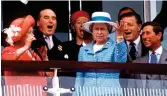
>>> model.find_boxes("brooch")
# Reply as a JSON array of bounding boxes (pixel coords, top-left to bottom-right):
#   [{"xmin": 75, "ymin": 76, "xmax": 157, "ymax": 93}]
[{"xmin": 58, "ymin": 45, "xmax": 63, "ymax": 51}]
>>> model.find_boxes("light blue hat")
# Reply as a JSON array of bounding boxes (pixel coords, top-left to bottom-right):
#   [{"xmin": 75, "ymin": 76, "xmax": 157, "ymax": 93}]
[{"xmin": 83, "ymin": 12, "xmax": 116, "ymax": 33}]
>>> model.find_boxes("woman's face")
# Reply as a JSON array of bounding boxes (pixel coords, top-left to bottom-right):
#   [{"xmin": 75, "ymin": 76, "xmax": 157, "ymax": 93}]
[
  {"xmin": 92, "ymin": 23, "xmax": 109, "ymax": 45},
  {"xmin": 74, "ymin": 17, "xmax": 89, "ymax": 39},
  {"xmin": 22, "ymin": 27, "xmax": 34, "ymax": 42}
]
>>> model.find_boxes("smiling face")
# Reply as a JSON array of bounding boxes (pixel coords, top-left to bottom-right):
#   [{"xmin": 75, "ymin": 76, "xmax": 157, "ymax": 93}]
[
  {"xmin": 37, "ymin": 9, "xmax": 57, "ymax": 36},
  {"xmin": 142, "ymin": 25, "xmax": 162, "ymax": 51},
  {"xmin": 122, "ymin": 16, "xmax": 141, "ymax": 42},
  {"xmin": 92, "ymin": 23, "xmax": 109, "ymax": 45}
]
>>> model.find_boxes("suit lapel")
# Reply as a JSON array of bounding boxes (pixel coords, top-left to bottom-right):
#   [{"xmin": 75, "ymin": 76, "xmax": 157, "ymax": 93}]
[{"xmin": 159, "ymin": 49, "xmax": 167, "ymax": 64}]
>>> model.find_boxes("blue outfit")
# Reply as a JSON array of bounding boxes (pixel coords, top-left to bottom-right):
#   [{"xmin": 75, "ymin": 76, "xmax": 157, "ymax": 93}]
[{"xmin": 73, "ymin": 38, "xmax": 127, "ymax": 96}]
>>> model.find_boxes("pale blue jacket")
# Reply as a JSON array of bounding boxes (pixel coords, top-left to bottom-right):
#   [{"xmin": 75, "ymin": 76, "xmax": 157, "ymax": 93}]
[{"xmin": 73, "ymin": 38, "xmax": 127, "ymax": 96}]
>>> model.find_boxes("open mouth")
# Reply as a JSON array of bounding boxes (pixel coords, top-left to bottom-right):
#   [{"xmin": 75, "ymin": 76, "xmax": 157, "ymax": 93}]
[
  {"xmin": 125, "ymin": 31, "xmax": 131, "ymax": 35},
  {"xmin": 47, "ymin": 25, "xmax": 53, "ymax": 29}
]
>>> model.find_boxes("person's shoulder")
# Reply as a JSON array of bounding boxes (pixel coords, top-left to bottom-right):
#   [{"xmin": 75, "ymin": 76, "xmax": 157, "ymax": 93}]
[
  {"xmin": 62, "ymin": 40, "xmax": 74, "ymax": 46},
  {"xmin": 133, "ymin": 55, "xmax": 148, "ymax": 63},
  {"xmin": 162, "ymin": 48, "xmax": 167, "ymax": 57},
  {"xmin": 2, "ymin": 46, "xmax": 16, "ymax": 54},
  {"xmin": 52, "ymin": 35, "xmax": 62, "ymax": 43},
  {"xmin": 163, "ymin": 48, "xmax": 167, "ymax": 53},
  {"xmin": 80, "ymin": 42, "xmax": 93, "ymax": 51}
]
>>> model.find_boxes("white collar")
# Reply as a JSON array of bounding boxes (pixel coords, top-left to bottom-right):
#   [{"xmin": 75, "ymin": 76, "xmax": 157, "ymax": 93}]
[
  {"xmin": 126, "ymin": 36, "xmax": 140, "ymax": 46},
  {"xmin": 149, "ymin": 46, "xmax": 163, "ymax": 56},
  {"xmin": 82, "ymin": 41, "xmax": 87, "ymax": 46},
  {"xmin": 43, "ymin": 35, "xmax": 52, "ymax": 40}
]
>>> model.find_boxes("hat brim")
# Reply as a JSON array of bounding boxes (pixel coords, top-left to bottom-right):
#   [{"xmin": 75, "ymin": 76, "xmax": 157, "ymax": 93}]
[
  {"xmin": 10, "ymin": 15, "xmax": 35, "ymax": 42},
  {"xmin": 83, "ymin": 21, "xmax": 117, "ymax": 33}
]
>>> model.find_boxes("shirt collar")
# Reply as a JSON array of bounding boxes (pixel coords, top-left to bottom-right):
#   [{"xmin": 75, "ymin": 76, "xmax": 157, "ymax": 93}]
[
  {"xmin": 149, "ymin": 45, "xmax": 163, "ymax": 56},
  {"xmin": 43, "ymin": 35, "xmax": 52, "ymax": 40},
  {"xmin": 126, "ymin": 36, "xmax": 140, "ymax": 46},
  {"xmin": 82, "ymin": 41, "xmax": 87, "ymax": 46}
]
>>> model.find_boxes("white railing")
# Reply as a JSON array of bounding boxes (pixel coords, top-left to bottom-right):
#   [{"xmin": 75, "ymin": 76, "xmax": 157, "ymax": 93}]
[{"xmin": 73, "ymin": 86, "xmax": 167, "ymax": 96}]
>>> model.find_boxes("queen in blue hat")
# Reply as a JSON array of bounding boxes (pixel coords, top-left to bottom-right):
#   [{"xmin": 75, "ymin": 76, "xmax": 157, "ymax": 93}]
[{"xmin": 72, "ymin": 12, "xmax": 127, "ymax": 96}]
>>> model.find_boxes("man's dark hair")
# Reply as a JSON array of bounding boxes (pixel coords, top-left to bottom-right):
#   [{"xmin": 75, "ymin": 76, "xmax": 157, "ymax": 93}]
[
  {"xmin": 141, "ymin": 21, "xmax": 164, "ymax": 41},
  {"xmin": 118, "ymin": 12, "xmax": 142, "ymax": 25},
  {"xmin": 118, "ymin": 7, "xmax": 136, "ymax": 18}
]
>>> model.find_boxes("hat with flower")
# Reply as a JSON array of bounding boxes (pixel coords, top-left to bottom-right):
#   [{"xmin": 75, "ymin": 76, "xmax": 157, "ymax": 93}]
[{"xmin": 3, "ymin": 15, "xmax": 35, "ymax": 46}]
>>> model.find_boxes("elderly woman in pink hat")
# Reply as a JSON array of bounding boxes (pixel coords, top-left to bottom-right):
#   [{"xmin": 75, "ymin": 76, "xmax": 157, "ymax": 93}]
[
  {"xmin": 2, "ymin": 15, "xmax": 48, "ymax": 96},
  {"xmin": 73, "ymin": 12, "xmax": 127, "ymax": 96},
  {"xmin": 2, "ymin": 15, "xmax": 42, "ymax": 61},
  {"xmin": 2, "ymin": 15, "xmax": 48, "ymax": 75}
]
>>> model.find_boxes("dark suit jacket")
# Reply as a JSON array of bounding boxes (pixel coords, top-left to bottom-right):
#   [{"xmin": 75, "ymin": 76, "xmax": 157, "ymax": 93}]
[
  {"xmin": 32, "ymin": 29, "xmax": 64, "ymax": 60},
  {"xmin": 61, "ymin": 39, "xmax": 82, "ymax": 61},
  {"xmin": 126, "ymin": 37, "xmax": 148, "ymax": 62},
  {"xmin": 128, "ymin": 48, "xmax": 167, "ymax": 89}
]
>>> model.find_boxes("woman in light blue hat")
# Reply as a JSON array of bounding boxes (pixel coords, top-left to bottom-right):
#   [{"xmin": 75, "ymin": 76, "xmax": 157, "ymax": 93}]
[{"xmin": 73, "ymin": 12, "xmax": 127, "ymax": 96}]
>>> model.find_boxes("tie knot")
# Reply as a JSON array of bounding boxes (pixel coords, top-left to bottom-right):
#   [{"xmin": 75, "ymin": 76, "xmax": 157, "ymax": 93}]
[
  {"xmin": 152, "ymin": 51, "xmax": 155, "ymax": 54},
  {"xmin": 44, "ymin": 36, "xmax": 50, "ymax": 40},
  {"xmin": 130, "ymin": 42, "xmax": 135, "ymax": 46}
]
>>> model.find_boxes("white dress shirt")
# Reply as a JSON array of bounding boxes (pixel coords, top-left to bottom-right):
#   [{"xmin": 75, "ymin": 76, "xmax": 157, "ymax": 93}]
[
  {"xmin": 126, "ymin": 36, "xmax": 140, "ymax": 53},
  {"xmin": 149, "ymin": 46, "xmax": 162, "ymax": 63},
  {"xmin": 44, "ymin": 35, "xmax": 54, "ymax": 50}
]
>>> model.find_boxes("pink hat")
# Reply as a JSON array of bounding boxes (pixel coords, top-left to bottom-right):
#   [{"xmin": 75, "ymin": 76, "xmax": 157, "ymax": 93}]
[
  {"xmin": 71, "ymin": 10, "xmax": 90, "ymax": 24},
  {"xmin": 4, "ymin": 15, "xmax": 35, "ymax": 46}
]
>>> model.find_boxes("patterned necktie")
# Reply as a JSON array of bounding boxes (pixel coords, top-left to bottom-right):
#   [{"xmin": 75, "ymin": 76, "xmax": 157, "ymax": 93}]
[
  {"xmin": 150, "ymin": 52, "xmax": 157, "ymax": 63},
  {"xmin": 129, "ymin": 42, "xmax": 136, "ymax": 60}
]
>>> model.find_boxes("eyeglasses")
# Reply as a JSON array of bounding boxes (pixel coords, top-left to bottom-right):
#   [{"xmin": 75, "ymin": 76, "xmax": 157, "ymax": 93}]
[{"xmin": 92, "ymin": 28, "xmax": 108, "ymax": 32}]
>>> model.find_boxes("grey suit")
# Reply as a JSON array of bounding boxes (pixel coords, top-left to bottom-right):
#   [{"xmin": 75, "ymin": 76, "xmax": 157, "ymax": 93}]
[
  {"xmin": 126, "ymin": 38, "xmax": 148, "ymax": 62},
  {"xmin": 128, "ymin": 49, "xmax": 167, "ymax": 89}
]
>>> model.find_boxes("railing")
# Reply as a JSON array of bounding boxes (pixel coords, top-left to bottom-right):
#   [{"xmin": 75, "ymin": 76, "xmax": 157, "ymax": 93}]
[
  {"xmin": 1, "ymin": 60, "xmax": 167, "ymax": 96},
  {"xmin": 2, "ymin": 60, "xmax": 167, "ymax": 74}
]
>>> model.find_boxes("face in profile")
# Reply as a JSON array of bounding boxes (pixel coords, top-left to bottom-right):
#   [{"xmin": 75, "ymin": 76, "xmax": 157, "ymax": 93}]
[
  {"xmin": 141, "ymin": 25, "xmax": 162, "ymax": 50},
  {"xmin": 37, "ymin": 9, "xmax": 57, "ymax": 36},
  {"xmin": 121, "ymin": 16, "xmax": 141, "ymax": 42},
  {"xmin": 92, "ymin": 23, "xmax": 109, "ymax": 45},
  {"xmin": 74, "ymin": 17, "xmax": 89, "ymax": 39},
  {"xmin": 23, "ymin": 27, "xmax": 35, "ymax": 42}
]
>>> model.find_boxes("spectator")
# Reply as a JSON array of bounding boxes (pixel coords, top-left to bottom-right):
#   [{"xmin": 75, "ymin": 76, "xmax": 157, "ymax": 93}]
[
  {"xmin": 62, "ymin": 10, "xmax": 93, "ymax": 61},
  {"xmin": 110, "ymin": 7, "xmax": 136, "ymax": 42},
  {"xmin": 118, "ymin": 12, "xmax": 148, "ymax": 62},
  {"xmin": 129, "ymin": 21, "xmax": 167, "ymax": 89},
  {"xmin": 73, "ymin": 12, "xmax": 127, "ymax": 96},
  {"xmin": 33, "ymin": 8, "xmax": 64, "ymax": 60},
  {"xmin": 1, "ymin": 15, "xmax": 47, "ymax": 96}
]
